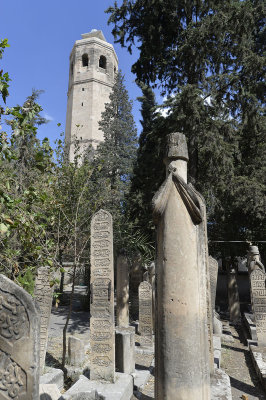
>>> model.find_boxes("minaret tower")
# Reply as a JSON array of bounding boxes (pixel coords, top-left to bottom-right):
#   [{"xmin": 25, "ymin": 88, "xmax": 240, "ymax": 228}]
[{"xmin": 65, "ymin": 30, "xmax": 118, "ymax": 161}]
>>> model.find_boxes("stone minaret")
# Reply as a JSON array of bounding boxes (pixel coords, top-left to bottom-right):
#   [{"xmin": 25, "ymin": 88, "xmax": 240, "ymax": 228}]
[{"xmin": 65, "ymin": 30, "xmax": 118, "ymax": 161}]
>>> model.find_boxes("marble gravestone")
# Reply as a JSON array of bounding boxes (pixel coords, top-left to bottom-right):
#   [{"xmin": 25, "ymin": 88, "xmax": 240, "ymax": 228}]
[
  {"xmin": 0, "ymin": 274, "xmax": 40, "ymax": 399},
  {"xmin": 153, "ymin": 133, "xmax": 211, "ymax": 400},
  {"xmin": 90, "ymin": 210, "xmax": 115, "ymax": 382},
  {"xmin": 34, "ymin": 266, "xmax": 54, "ymax": 373},
  {"xmin": 250, "ymin": 268, "xmax": 266, "ymax": 346},
  {"xmin": 138, "ymin": 281, "xmax": 153, "ymax": 348}
]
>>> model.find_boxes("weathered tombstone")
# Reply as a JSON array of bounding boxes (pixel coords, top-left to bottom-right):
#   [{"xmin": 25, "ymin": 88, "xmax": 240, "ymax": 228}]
[
  {"xmin": 152, "ymin": 132, "xmax": 211, "ymax": 399},
  {"xmin": 227, "ymin": 264, "xmax": 241, "ymax": 323},
  {"xmin": 138, "ymin": 281, "xmax": 153, "ymax": 348},
  {"xmin": 129, "ymin": 253, "xmax": 143, "ymax": 320},
  {"xmin": 0, "ymin": 274, "xmax": 40, "ymax": 399},
  {"xmin": 34, "ymin": 266, "xmax": 54, "ymax": 373},
  {"xmin": 68, "ymin": 336, "xmax": 85, "ymax": 366},
  {"xmin": 209, "ymin": 256, "xmax": 218, "ymax": 312},
  {"xmin": 143, "ymin": 263, "xmax": 156, "ymax": 333},
  {"xmin": 116, "ymin": 254, "xmax": 129, "ymax": 328},
  {"xmin": 250, "ymin": 268, "xmax": 266, "ymax": 346},
  {"xmin": 115, "ymin": 326, "xmax": 135, "ymax": 374},
  {"xmin": 90, "ymin": 209, "xmax": 115, "ymax": 382},
  {"xmin": 115, "ymin": 253, "xmax": 135, "ymax": 374}
]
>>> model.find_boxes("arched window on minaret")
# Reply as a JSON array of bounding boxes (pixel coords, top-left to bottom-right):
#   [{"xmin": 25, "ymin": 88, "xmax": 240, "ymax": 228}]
[
  {"xmin": 82, "ymin": 53, "xmax": 89, "ymax": 67},
  {"xmin": 99, "ymin": 55, "xmax": 107, "ymax": 69}
]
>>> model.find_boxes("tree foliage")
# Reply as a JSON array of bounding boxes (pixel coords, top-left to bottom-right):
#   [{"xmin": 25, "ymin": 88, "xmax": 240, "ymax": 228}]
[
  {"xmin": 107, "ymin": 0, "xmax": 266, "ymax": 255},
  {"xmin": 89, "ymin": 71, "xmax": 153, "ymax": 259},
  {"xmin": 0, "ymin": 91, "xmax": 56, "ymax": 292}
]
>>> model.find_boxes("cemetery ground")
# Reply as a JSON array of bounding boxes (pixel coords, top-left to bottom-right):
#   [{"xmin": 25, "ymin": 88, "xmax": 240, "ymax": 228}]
[{"xmin": 46, "ymin": 285, "xmax": 266, "ymax": 400}]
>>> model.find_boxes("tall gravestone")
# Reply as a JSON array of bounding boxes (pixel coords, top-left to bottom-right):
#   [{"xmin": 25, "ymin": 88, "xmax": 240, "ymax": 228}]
[
  {"xmin": 143, "ymin": 263, "xmax": 155, "ymax": 332},
  {"xmin": 153, "ymin": 132, "xmax": 211, "ymax": 400},
  {"xmin": 90, "ymin": 209, "xmax": 115, "ymax": 382},
  {"xmin": 250, "ymin": 268, "xmax": 266, "ymax": 346},
  {"xmin": 227, "ymin": 264, "xmax": 241, "ymax": 323},
  {"xmin": 34, "ymin": 266, "xmax": 54, "ymax": 373},
  {"xmin": 0, "ymin": 274, "xmax": 40, "ymax": 399},
  {"xmin": 116, "ymin": 254, "xmax": 129, "ymax": 328},
  {"xmin": 129, "ymin": 253, "xmax": 143, "ymax": 320},
  {"xmin": 209, "ymin": 257, "xmax": 218, "ymax": 312},
  {"xmin": 138, "ymin": 281, "xmax": 153, "ymax": 348}
]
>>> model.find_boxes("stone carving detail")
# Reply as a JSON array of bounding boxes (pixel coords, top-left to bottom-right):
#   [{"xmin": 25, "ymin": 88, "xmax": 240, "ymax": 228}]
[
  {"xmin": 0, "ymin": 293, "xmax": 29, "ymax": 344},
  {"xmin": 0, "ymin": 350, "xmax": 26, "ymax": 399},
  {"xmin": 34, "ymin": 266, "xmax": 54, "ymax": 373},
  {"xmin": 139, "ymin": 281, "xmax": 153, "ymax": 347},
  {"xmin": 250, "ymin": 268, "xmax": 266, "ymax": 346},
  {"xmin": 0, "ymin": 275, "xmax": 40, "ymax": 399},
  {"xmin": 90, "ymin": 210, "xmax": 115, "ymax": 382},
  {"xmin": 152, "ymin": 132, "xmax": 211, "ymax": 399}
]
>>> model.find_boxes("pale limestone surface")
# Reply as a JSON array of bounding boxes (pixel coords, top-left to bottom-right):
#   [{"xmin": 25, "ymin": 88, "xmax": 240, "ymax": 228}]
[
  {"xmin": 68, "ymin": 335, "xmax": 85, "ymax": 366},
  {"xmin": 34, "ymin": 266, "xmax": 54, "ymax": 374},
  {"xmin": 153, "ymin": 132, "xmax": 211, "ymax": 400},
  {"xmin": 90, "ymin": 210, "xmax": 115, "ymax": 382},
  {"xmin": 115, "ymin": 326, "xmax": 135, "ymax": 374},
  {"xmin": 0, "ymin": 274, "xmax": 40, "ymax": 399},
  {"xmin": 116, "ymin": 254, "xmax": 129, "ymax": 328},
  {"xmin": 65, "ymin": 30, "xmax": 118, "ymax": 161},
  {"xmin": 39, "ymin": 384, "xmax": 61, "ymax": 400}
]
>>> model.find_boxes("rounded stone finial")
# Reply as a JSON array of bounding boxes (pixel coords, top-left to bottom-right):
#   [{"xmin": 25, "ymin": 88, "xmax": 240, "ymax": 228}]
[
  {"xmin": 249, "ymin": 245, "xmax": 260, "ymax": 255},
  {"xmin": 165, "ymin": 132, "xmax": 189, "ymax": 161}
]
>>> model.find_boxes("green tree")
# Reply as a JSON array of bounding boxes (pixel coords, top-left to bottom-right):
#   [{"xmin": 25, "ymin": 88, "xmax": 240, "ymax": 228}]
[
  {"xmin": 0, "ymin": 91, "xmax": 57, "ymax": 291},
  {"xmin": 127, "ymin": 83, "xmax": 164, "ymax": 240},
  {"xmin": 107, "ymin": 0, "xmax": 266, "ymax": 254},
  {"xmin": 90, "ymin": 70, "xmax": 147, "ymax": 256}
]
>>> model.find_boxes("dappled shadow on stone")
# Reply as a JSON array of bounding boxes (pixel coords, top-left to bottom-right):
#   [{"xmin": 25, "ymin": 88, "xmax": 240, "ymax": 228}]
[
  {"xmin": 135, "ymin": 363, "xmax": 150, "ymax": 371},
  {"xmin": 222, "ymin": 343, "xmax": 248, "ymax": 353},
  {"xmin": 40, "ymin": 395, "xmax": 52, "ymax": 400},
  {"xmin": 49, "ymin": 305, "xmax": 90, "ymax": 336},
  {"xmin": 45, "ymin": 351, "xmax": 61, "ymax": 369},
  {"xmin": 140, "ymin": 395, "xmax": 154, "ymax": 400},
  {"xmin": 230, "ymin": 376, "xmax": 264, "ymax": 398}
]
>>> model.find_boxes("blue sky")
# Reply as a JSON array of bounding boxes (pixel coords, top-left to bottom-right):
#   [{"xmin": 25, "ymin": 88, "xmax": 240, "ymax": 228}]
[{"xmin": 1, "ymin": 0, "xmax": 142, "ymax": 145}]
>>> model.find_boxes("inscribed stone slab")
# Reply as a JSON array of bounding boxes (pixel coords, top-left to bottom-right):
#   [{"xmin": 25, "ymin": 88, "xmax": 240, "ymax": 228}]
[
  {"xmin": 250, "ymin": 268, "xmax": 266, "ymax": 346},
  {"xmin": 138, "ymin": 281, "xmax": 153, "ymax": 347},
  {"xmin": 0, "ymin": 274, "xmax": 40, "ymax": 399},
  {"xmin": 90, "ymin": 209, "xmax": 115, "ymax": 382},
  {"xmin": 34, "ymin": 266, "xmax": 54, "ymax": 373}
]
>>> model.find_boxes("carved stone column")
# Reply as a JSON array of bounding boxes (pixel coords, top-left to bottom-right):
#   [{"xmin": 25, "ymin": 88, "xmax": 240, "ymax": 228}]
[{"xmin": 153, "ymin": 132, "xmax": 211, "ymax": 400}]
